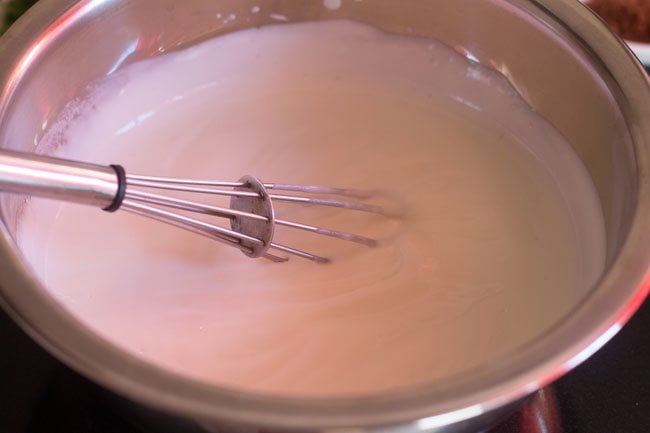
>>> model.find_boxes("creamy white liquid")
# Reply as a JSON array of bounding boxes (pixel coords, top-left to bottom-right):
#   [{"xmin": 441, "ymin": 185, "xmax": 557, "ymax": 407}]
[{"xmin": 16, "ymin": 21, "xmax": 605, "ymax": 396}]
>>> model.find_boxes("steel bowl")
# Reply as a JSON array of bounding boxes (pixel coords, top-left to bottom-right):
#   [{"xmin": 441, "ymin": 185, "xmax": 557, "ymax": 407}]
[{"xmin": 0, "ymin": 1, "xmax": 648, "ymax": 432}]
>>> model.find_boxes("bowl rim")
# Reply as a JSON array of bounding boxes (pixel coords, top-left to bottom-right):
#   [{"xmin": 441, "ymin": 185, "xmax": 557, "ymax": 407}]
[{"xmin": 0, "ymin": 0, "xmax": 649, "ymax": 429}]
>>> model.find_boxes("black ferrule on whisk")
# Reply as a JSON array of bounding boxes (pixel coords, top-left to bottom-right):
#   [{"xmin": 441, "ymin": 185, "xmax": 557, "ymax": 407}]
[{"xmin": 103, "ymin": 164, "xmax": 127, "ymax": 212}]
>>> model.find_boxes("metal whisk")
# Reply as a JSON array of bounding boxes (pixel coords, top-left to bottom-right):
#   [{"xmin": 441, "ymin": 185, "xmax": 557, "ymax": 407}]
[{"xmin": 0, "ymin": 149, "xmax": 384, "ymax": 263}]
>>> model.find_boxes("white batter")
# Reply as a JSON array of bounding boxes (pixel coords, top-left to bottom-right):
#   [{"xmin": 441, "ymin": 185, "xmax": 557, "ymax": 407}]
[{"xmin": 16, "ymin": 21, "xmax": 605, "ymax": 396}]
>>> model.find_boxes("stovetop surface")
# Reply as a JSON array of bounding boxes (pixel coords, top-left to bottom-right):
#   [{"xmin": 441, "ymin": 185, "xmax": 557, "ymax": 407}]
[{"xmin": 0, "ymin": 300, "xmax": 647, "ymax": 433}]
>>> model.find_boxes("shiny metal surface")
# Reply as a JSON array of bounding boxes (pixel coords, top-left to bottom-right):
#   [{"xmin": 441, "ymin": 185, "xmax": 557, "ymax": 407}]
[
  {"xmin": 124, "ymin": 172, "xmax": 384, "ymax": 263},
  {"xmin": 0, "ymin": 1, "xmax": 648, "ymax": 433},
  {"xmin": 229, "ymin": 175, "xmax": 276, "ymax": 259},
  {"xmin": 0, "ymin": 149, "xmax": 117, "ymax": 207},
  {"xmin": 0, "ymin": 149, "xmax": 378, "ymax": 263}
]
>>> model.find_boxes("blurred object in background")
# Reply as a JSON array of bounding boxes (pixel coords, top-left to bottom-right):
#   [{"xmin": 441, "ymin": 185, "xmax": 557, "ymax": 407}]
[
  {"xmin": 587, "ymin": 0, "xmax": 650, "ymax": 42},
  {"xmin": 583, "ymin": 0, "xmax": 650, "ymax": 66},
  {"xmin": 1, "ymin": 0, "xmax": 37, "ymax": 34}
]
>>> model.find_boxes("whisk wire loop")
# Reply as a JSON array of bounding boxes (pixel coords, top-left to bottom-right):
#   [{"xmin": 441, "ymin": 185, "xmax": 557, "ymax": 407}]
[
  {"xmin": 123, "ymin": 172, "xmax": 383, "ymax": 263},
  {"xmin": 0, "ymin": 149, "xmax": 383, "ymax": 264}
]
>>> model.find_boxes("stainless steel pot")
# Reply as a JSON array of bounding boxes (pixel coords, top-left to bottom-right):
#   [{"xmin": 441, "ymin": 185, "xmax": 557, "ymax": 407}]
[{"xmin": 0, "ymin": 1, "xmax": 648, "ymax": 432}]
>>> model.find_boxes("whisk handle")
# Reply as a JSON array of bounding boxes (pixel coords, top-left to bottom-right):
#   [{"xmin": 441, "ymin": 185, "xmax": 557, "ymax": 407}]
[{"xmin": 0, "ymin": 149, "xmax": 120, "ymax": 209}]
